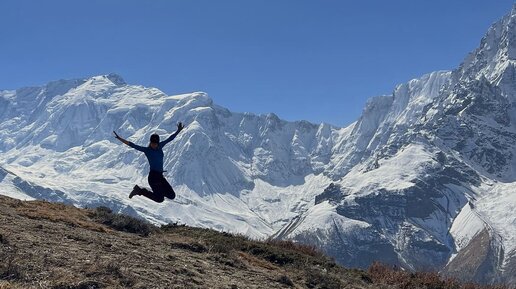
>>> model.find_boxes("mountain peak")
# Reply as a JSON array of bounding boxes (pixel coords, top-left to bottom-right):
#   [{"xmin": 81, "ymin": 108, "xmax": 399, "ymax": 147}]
[
  {"xmin": 104, "ymin": 73, "xmax": 126, "ymax": 86},
  {"xmin": 2, "ymin": 5, "xmax": 516, "ymax": 286},
  {"xmin": 86, "ymin": 73, "xmax": 126, "ymax": 87},
  {"xmin": 456, "ymin": 5, "xmax": 516, "ymax": 82}
]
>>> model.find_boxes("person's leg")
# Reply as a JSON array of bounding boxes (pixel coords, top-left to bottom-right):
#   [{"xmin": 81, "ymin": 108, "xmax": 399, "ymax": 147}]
[
  {"xmin": 149, "ymin": 173, "xmax": 175, "ymax": 200},
  {"xmin": 147, "ymin": 171, "xmax": 166, "ymax": 203},
  {"xmin": 136, "ymin": 187, "xmax": 165, "ymax": 203},
  {"xmin": 159, "ymin": 175, "xmax": 176, "ymax": 200},
  {"xmin": 129, "ymin": 185, "xmax": 141, "ymax": 199},
  {"xmin": 130, "ymin": 172, "xmax": 165, "ymax": 203}
]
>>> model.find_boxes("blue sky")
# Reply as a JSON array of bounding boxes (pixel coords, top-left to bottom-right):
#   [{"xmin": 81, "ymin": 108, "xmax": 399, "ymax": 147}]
[{"xmin": 0, "ymin": 1, "xmax": 514, "ymax": 126}]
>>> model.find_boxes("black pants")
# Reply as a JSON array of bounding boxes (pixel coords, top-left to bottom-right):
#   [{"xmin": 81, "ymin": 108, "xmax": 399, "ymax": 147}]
[{"xmin": 138, "ymin": 171, "xmax": 176, "ymax": 203}]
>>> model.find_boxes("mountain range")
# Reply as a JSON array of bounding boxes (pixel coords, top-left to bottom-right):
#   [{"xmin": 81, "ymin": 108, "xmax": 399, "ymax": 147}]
[{"xmin": 1, "ymin": 4, "xmax": 516, "ymax": 285}]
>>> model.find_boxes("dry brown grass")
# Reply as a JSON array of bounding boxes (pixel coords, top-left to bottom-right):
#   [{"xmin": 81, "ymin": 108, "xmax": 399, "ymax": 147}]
[
  {"xmin": 11, "ymin": 199, "xmax": 157, "ymax": 237},
  {"xmin": 368, "ymin": 262, "xmax": 512, "ymax": 289},
  {"xmin": 91, "ymin": 206, "xmax": 156, "ymax": 236},
  {"xmin": 0, "ymin": 249, "xmax": 23, "ymax": 281},
  {"xmin": 2, "ymin": 195, "xmax": 509, "ymax": 289},
  {"xmin": 304, "ymin": 268, "xmax": 346, "ymax": 289},
  {"xmin": 14, "ymin": 200, "xmax": 108, "ymax": 232},
  {"xmin": 0, "ymin": 281, "xmax": 16, "ymax": 289},
  {"xmin": 238, "ymin": 251, "xmax": 279, "ymax": 270},
  {"xmin": 265, "ymin": 239, "xmax": 323, "ymax": 258}
]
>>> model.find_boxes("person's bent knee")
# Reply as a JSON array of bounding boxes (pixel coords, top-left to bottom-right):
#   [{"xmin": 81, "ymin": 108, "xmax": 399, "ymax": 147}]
[
  {"xmin": 163, "ymin": 190, "xmax": 175, "ymax": 200},
  {"xmin": 156, "ymin": 196, "xmax": 165, "ymax": 203}
]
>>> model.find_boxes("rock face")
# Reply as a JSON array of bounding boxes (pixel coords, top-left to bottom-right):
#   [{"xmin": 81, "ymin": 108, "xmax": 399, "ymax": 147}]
[
  {"xmin": 1, "ymin": 4, "xmax": 516, "ymax": 285},
  {"xmin": 443, "ymin": 229, "xmax": 502, "ymax": 284}
]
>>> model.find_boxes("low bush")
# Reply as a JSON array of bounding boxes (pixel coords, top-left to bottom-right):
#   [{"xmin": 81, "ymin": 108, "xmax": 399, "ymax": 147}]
[
  {"xmin": 91, "ymin": 206, "xmax": 157, "ymax": 236},
  {"xmin": 248, "ymin": 244, "xmax": 294, "ymax": 266},
  {"xmin": 367, "ymin": 262, "xmax": 510, "ymax": 289},
  {"xmin": 266, "ymin": 239, "xmax": 322, "ymax": 258},
  {"xmin": 277, "ymin": 275, "xmax": 294, "ymax": 287},
  {"xmin": 305, "ymin": 268, "xmax": 343, "ymax": 289}
]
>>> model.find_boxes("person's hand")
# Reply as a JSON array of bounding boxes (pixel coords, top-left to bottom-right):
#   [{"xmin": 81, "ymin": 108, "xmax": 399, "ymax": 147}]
[
  {"xmin": 177, "ymin": 122, "xmax": 184, "ymax": 132},
  {"xmin": 113, "ymin": 131, "xmax": 121, "ymax": 140}
]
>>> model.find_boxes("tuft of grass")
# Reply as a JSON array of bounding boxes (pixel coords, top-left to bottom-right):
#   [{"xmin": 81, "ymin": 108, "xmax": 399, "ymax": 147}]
[
  {"xmin": 277, "ymin": 275, "xmax": 294, "ymax": 287},
  {"xmin": 91, "ymin": 206, "xmax": 157, "ymax": 237},
  {"xmin": 170, "ymin": 241, "xmax": 207, "ymax": 253},
  {"xmin": 51, "ymin": 280, "xmax": 105, "ymax": 289},
  {"xmin": 83, "ymin": 259, "xmax": 136, "ymax": 288},
  {"xmin": 265, "ymin": 239, "xmax": 322, "ymax": 258},
  {"xmin": 0, "ymin": 250, "xmax": 22, "ymax": 281},
  {"xmin": 208, "ymin": 253, "xmax": 244, "ymax": 268},
  {"xmin": 160, "ymin": 225, "xmax": 338, "ymax": 271},
  {"xmin": 305, "ymin": 268, "xmax": 343, "ymax": 289},
  {"xmin": 0, "ymin": 282, "xmax": 21, "ymax": 289},
  {"xmin": 247, "ymin": 244, "xmax": 294, "ymax": 266},
  {"xmin": 0, "ymin": 234, "xmax": 7, "ymax": 245},
  {"xmin": 237, "ymin": 252, "xmax": 277, "ymax": 270}
]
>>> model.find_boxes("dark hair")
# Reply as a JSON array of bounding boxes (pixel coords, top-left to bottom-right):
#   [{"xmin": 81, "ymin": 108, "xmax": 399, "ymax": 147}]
[{"xmin": 150, "ymin": 134, "xmax": 160, "ymax": 144}]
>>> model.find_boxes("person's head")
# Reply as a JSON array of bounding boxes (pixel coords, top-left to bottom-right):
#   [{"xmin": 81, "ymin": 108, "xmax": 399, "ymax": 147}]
[{"xmin": 149, "ymin": 134, "xmax": 159, "ymax": 149}]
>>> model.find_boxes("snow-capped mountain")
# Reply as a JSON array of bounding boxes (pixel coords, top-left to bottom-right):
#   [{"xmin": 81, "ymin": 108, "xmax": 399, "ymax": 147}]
[
  {"xmin": 278, "ymin": 5, "xmax": 516, "ymax": 284},
  {"xmin": 1, "ymin": 4, "xmax": 516, "ymax": 285},
  {"xmin": 0, "ymin": 74, "xmax": 339, "ymax": 237}
]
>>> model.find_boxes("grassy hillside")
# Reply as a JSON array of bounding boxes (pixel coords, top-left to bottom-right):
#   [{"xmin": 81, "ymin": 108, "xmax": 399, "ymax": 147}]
[{"xmin": 0, "ymin": 195, "xmax": 510, "ymax": 289}]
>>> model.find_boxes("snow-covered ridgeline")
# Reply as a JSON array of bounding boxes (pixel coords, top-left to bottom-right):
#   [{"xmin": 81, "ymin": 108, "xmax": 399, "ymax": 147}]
[{"xmin": 2, "ymin": 3, "xmax": 516, "ymax": 284}]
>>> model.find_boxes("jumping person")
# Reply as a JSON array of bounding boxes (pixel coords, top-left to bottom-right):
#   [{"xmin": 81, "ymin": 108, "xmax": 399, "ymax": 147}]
[{"xmin": 113, "ymin": 122, "xmax": 184, "ymax": 203}]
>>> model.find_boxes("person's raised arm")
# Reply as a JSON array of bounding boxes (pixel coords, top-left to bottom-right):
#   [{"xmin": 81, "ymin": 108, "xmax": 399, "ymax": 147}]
[
  {"xmin": 113, "ymin": 131, "xmax": 130, "ymax": 145},
  {"xmin": 160, "ymin": 122, "xmax": 184, "ymax": 147},
  {"xmin": 113, "ymin": 131, "xmax": 146, "ymax": 152}
]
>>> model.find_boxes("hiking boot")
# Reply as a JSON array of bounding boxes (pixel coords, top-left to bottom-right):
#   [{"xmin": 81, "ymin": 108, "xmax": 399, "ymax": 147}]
[{"xmin": 129, "ymin": 185, "xmax": 141, "ymax": 199}]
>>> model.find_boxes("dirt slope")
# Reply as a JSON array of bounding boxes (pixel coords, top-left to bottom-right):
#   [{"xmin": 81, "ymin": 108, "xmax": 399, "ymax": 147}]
[{"xmin": 0, "ymin": 195, "xmax": 510, "ymax": 289}]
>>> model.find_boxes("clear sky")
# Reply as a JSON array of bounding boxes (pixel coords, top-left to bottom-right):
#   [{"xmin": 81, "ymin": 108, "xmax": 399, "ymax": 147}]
[{"xmin": 0, "ymin": 1, "xmax": 514, "ymax": 126}]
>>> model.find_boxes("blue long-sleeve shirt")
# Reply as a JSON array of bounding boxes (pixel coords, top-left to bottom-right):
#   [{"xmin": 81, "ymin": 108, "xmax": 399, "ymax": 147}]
[{"xmin": 128, "ymin": 131, "xmax": 179, "ymax": 172}]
